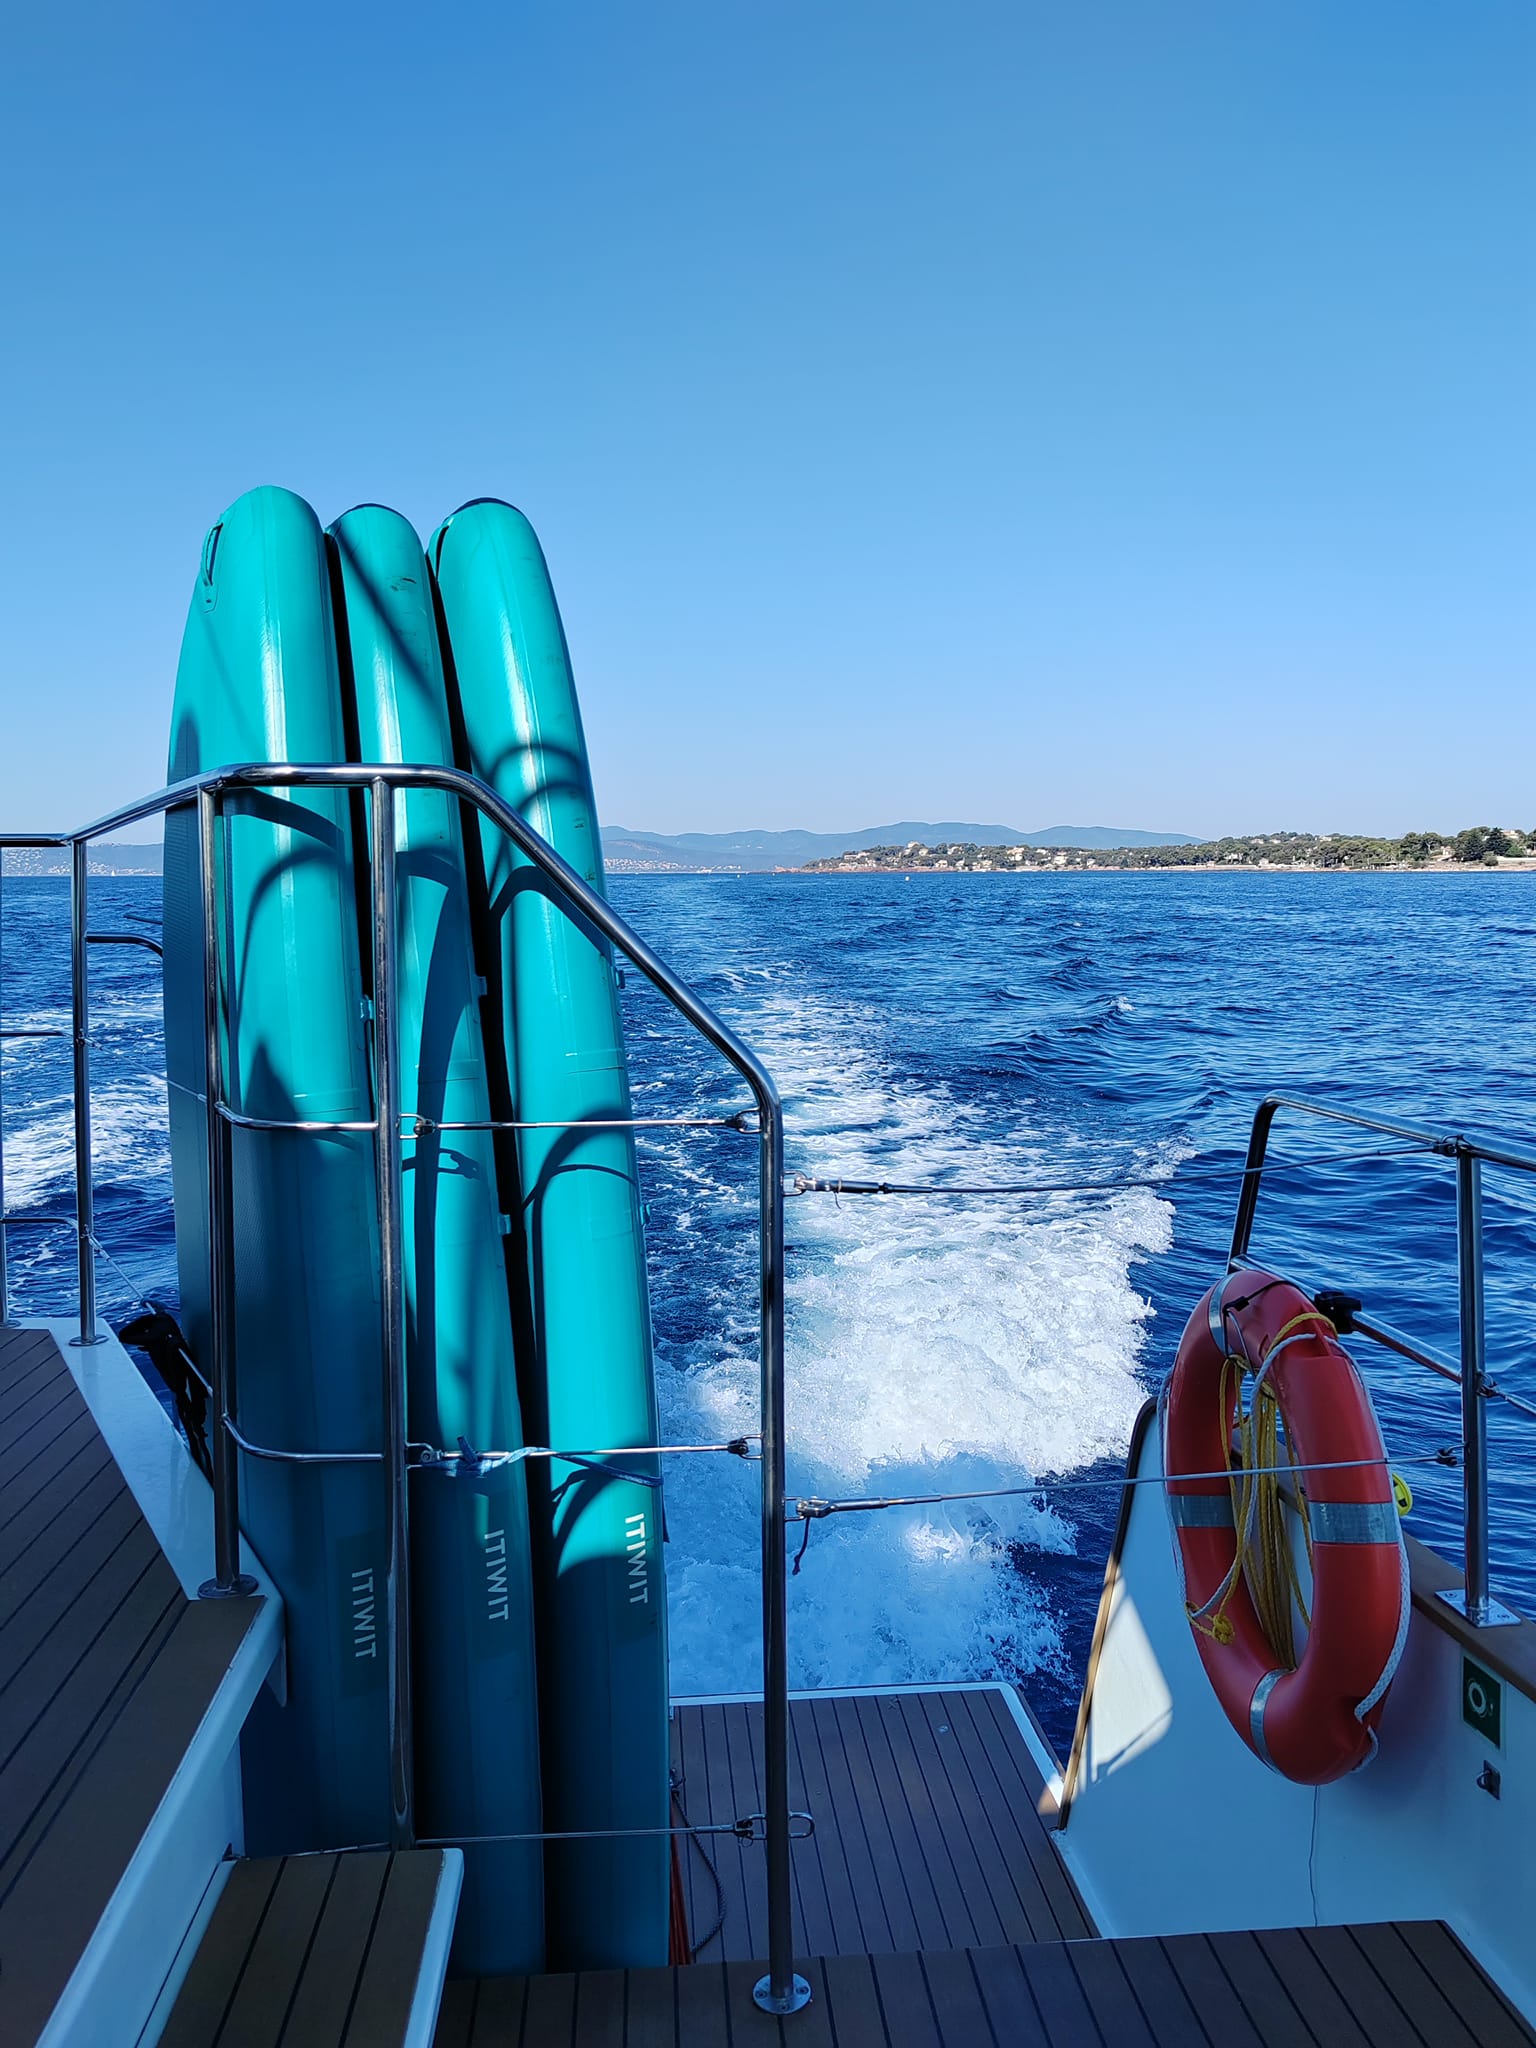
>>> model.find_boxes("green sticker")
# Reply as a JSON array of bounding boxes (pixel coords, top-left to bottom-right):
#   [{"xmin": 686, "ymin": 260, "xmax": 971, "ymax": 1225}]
[{"xmin": 1462, "ymin": 1657, "xmax": 1502, "ymax": 1748}]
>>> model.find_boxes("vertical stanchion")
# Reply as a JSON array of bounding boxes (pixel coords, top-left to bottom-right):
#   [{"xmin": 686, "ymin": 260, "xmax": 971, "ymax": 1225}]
[
  {"xmin": 371, "ymin": 777, "xmax": 414, "ymax": 1847},
  {"xmin": 753, "ymin": 1082, "xmax": 810, "ymax": 2017},
  {"xmin": 1441, "ymin": 1148, "xmax": 1516, "ymax": 1625},
  {"xmin": 1227, "ymin": 1095, "xmax": 1281, "ymax": 1268},
  {"xmin": 69, "ymin": 841, "xmax": 105, "ymax": 1346},
  {"xmin": 1458, "ymin": 1151, "xmax": 1492, "ymax": 1625},
  {"xmin": 197, "ymin": 788, "xmax": 255, "ymax": 1599}
]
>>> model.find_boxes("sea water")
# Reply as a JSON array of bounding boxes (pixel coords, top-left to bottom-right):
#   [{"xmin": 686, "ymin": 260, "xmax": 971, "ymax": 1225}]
[{"xmin": 5, "ymin": 869, "xmax": 1536, "ymax": 1752}]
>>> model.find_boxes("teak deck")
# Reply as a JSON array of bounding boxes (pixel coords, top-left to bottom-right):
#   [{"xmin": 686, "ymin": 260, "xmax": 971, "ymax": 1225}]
[
  {"xmin": 436, "ymin": 1921, "xmax": 1536, "ymax": 2047},
  {"xmin": 0, "ymin": 1324, "xmax": 263, "ymax": 2046},
  {"xmin": 670, "ymin": 1688, "xmax": 1091, "ymax": 1962}
]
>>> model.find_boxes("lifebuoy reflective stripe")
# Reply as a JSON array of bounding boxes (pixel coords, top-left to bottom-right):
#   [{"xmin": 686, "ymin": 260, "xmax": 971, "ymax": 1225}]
[{"xmin": 1162, "ymin": 1268, "xmax": 1409, "ymax": 1785}]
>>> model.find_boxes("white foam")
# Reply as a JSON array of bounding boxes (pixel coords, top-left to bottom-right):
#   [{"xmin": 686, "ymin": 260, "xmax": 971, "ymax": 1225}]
[
  {"xmin": 1, "ymin": 1075, "xmax": 168, "ymax": 1210},
  {"xmin": 1, "ymin": 993, "xmax": 170, "ymax": 1313},
  {"xmin": 647, "ymin": 978, "xmax": 1169, "ymax": 1695}
]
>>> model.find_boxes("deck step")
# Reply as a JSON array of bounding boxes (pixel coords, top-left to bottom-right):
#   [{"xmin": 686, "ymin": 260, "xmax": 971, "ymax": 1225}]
[
  {"xmin": 0, "ymin": 1327, "xmax": 272, "ymax": 2048},
  {"xmin": 157, "ymin": 1849, "xmax": 461, "ymax": 2048}
]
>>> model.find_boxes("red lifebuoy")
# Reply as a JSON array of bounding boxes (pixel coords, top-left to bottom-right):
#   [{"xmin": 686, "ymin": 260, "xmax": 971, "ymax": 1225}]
[{"xmin": 1163, "ymin": 1268, "xmax": 1408, "ymax": 1784}]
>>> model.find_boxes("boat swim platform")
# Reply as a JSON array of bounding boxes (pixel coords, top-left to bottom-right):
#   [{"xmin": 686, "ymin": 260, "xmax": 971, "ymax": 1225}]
[
  {"xmin": 436, "ymin": 1685, "xmax": 1095, "ymax": 2042},
  {"xmin": 438, "ymin": 1695, "xmax": 1536, "ymax": 2046}
]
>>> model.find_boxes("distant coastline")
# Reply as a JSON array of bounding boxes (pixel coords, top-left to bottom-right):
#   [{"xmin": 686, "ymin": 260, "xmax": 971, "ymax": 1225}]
[
  {"xmin": 10, "ymin": 830, "xmax": 1530, "ymax": 883},
  {"xmin": 801, "ymin": 828, "xmax": 1536, "ymax": 876},
  {"xmin": 801, "ymin": 861, "xmax": 1536, "ymax": 876}
]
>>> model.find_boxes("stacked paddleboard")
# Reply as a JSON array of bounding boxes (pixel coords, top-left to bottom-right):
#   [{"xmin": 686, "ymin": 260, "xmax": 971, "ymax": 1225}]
[
  {"xmin": 164, "ymin": 487, "xmax": 669, "ymax": 1973},
  {"xmin": 432, "ymin": 502, "xmax": 670, "ymax": 1968}
]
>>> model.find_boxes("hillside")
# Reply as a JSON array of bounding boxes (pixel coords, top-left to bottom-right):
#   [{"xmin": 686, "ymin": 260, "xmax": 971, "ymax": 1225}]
[{"xmin": 603, "ymin": 821, "xmax": 1195, "ymax": 872}]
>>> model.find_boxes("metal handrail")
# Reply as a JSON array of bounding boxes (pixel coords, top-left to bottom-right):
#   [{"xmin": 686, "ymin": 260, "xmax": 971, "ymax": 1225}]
[
  {"xmin": 0, "ymin": 759, "xmax": 807, "ymax": 2015},
  {"xmin": 1231, "ymin": 1092, "xmax": 1535, "ymax": 1629},
  {"xmin": 87, "ymin": 932, "xmax": 165, "ymax": 958}
]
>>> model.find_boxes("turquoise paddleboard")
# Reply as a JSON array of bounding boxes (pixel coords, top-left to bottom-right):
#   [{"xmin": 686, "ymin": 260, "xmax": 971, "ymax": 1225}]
[
  {"xmin": 163, "ymin": 486, "xmax": 390, "ymax": 1852},
  {"xmin": 328, "ymin": 504, "xmax": 544, "ymax": 1972},
  {"xmin": 430, "ymin": 500, "xmax": 671, "ymax": 1970}
]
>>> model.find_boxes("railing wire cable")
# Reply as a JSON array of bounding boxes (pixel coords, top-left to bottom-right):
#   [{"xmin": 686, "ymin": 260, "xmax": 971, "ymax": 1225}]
[
  {"xmin": 787, "ymin": 1446, "xmax": 1462, "ymax": 1571},
  {"xmin": 792, "ymin": 1139, "xmax": 1435, "ymax": 1201},
  {"xmin": 790, "ymin": 1445, "xmax": 1457, "ymax": 1520}
]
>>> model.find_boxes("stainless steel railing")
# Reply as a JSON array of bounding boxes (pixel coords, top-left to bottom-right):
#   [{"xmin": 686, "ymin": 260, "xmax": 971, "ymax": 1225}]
[
  {"xmin": 0, "ymin": 761, "xmax": 809, "ymax": 2017},
  {"xmin": 1231, "ymin": 1092, "xmax": 1536, "ymax": 1630}
]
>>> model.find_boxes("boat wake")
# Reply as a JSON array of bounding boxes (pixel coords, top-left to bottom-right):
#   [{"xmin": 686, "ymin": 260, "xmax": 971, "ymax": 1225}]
[
  {"xmin": 0, "ymin": 969, "xmax": 172, "ymax": 1311},
  {"xmin": 2, "ymin": 879, "xmax": 1173, "ymax": 1708},
  {"xmin": 634, "ymin": 970, "xmax": 1169, "ymax": 1696}
]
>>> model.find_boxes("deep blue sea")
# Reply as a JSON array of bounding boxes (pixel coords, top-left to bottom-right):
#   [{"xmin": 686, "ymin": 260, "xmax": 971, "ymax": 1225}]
[{"xmin": 6, "ymin": 869, "xmax": 1536, "ymax": 1755}]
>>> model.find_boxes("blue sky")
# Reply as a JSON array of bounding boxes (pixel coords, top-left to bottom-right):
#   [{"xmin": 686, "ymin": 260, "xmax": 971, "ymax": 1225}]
[{"xmin": 1, "ymin": 2, "xmax": 1530, "ymax": 839}]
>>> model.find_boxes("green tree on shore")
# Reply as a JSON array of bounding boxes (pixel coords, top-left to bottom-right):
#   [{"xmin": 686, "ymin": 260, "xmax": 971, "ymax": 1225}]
[{"xmin": 1453, "ymin": 826, "xmax": 1522, "ymax": 862}]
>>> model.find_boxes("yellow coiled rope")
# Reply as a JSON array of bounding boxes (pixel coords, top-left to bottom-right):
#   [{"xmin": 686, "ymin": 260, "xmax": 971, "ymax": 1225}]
[{"xmin": 1188, "ymin": 1311, "xmax": 1326, "ymax": 1661}]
